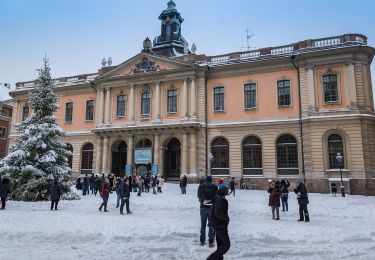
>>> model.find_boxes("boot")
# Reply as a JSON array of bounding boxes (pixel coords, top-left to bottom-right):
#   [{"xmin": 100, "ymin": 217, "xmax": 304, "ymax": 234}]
[
  {"xmin": 208, "ymin": 243, "xmax": 215, "ymax": 248},
  {"xmin": 305, "ymin": 213, "xmax": 310, "ymax": 222},
  {"xmin": 99, "ymin": 204, "xmax": 103, "ymax": 211},
  {"xmin": 120, "ymin": 210, "xmax": 124, "ymax": 215},
  {"xmin": 104, "ymin": 205, "xmax": 108, "ymax": 212}
]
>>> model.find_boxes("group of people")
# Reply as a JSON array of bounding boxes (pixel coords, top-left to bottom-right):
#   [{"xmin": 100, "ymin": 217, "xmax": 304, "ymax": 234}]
[{"xmin": 268, "ymin": 179, "xmax": 310, "ymax": 222}]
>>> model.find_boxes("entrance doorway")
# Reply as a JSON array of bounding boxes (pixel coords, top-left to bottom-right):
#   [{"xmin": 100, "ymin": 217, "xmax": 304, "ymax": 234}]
[
  {"xmin": 135, "ymin": 138, "xmax": 153, "ymax": 175},
  {"xmin": 165, "ymin": 138, "xmax": 181, "ymax": 179},
  {"xmin": 111, "ymin": 141, "xmax": 127, "ymax": 176}
]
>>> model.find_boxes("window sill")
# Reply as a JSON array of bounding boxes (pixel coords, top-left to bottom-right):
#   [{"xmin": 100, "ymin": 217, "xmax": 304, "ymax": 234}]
[
  {"xmin": 244, "ymin": 107, "xmax": 257, "ymax": 111},
  {"xmin": 65, "ymin": 122, "xmax": 73, "ymax": 124},
  {"xmin": 326, "ymin": 169, "xmax": 350, "ymax": 172},
  {"xmin": 323, "ymin": 101, "xmax": 341, "ymax": 105},
  {"xmin": 214, "ymin": 110, "xmax": 226, "ymax": 113},
  {"xmin": 85, "ymin": 120, "xmax": 94, "ymax": 123},
  {"xmin": 277, "ymin": 105, "xmax": 292, "ymax": 109},
  {"xmin": 115, "ymin": 116, "xmax": 126, "ymax": 120},
  {"xmin": 166, "ymin": 112, "xmax": 178, "ymax": 115}
]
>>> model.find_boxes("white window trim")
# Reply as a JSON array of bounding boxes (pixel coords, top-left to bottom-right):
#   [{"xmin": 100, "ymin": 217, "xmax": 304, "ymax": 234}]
[
  {"xmin": 321, "ymin": 72, "xmax": 342, "ymax": 105},
  {"xmin": 243, "ymin": 82, "xmax": 258, "ymax": 110},
  {"xmin": 85, "ymin": 99, "xmax": 95, "ymax": 122},
  {"xmin": 213, "ymin": 86, "xmax": 226, "ymax": 112},
  {"xmin": 65, "ymin": 102, "xmax": 74, "ymax": 124},
  {"xmin": 116, "ymin": 94, "xmax": 127, "ymax": 118},
  {"xmin": 276, "ymin": 78, "xmax": 293, "ymax": 108},
  {"xmin": 166, "ymin": 88, "xmax": 179, "ymax": 114},
  {"xmin": 140, "ymin": 91, "xmax": 152, "ymax": 118},
  {"xmin": 0, "ymin": 127, "xmax": 7, "ymax": 139}
]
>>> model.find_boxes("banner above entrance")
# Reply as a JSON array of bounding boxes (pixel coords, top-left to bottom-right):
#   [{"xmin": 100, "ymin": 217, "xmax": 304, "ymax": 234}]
[{"xmin": 135, "ymin": 149, "xmax": 152, "ymax": 164}]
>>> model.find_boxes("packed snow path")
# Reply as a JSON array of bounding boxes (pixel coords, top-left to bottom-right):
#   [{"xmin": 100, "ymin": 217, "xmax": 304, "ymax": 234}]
[{"xmin": 0, "ymin": 184, "xmax": 374, "ymax": 260}]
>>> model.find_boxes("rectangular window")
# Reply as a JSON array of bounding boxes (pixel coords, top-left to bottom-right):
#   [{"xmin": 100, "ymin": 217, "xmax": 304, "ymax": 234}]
[
  {"xmin": 167, "ymin": 89, "xmax": 178, "ymax": 113},
  {"xmin": 1, "ymin": 110, "xmax": 9, "ymax": 117},
  {"xmin": 65, "ymin": 102, "xmax": 73, "ymax": 123},
  {"xmin": 277, "ymin": 80, "xmax": 291, "ymax": 106},
  {"xmin": 0, "ymin": 127, "xmax": 6, "ymax": 138},
  {"xmin": 85, "ymin": 100, "xmax": 94, "ymax": 121},
  {"xmin": 214, "ymin": 87, "xmax": 225, "ymax": 111},
  {"xmin": 141, "ymin": 92, "xmax": 151, "ymax": 116},
  {"xmin": 22, "ymin": 106, "xmax": 29, "ymax": 121},
  {"xmin": 323, "ymin": 75, "xmax": 339, "ymax": 103},
  {"xmin": 117, "ymin": 95, "xmax": 126, "ymax": 117},
  {"xmin": 244, "ymin": 83, "xmax": 257, "ymax": 109}
]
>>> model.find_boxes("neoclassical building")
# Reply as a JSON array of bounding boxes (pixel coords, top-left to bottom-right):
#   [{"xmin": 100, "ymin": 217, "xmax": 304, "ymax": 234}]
[{"xmin": 9, "ymin": 1, "xmax": 375, "ymax": 195}]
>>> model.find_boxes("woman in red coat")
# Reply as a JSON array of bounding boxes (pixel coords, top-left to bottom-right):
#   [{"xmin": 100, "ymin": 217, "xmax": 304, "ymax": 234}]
[
  {"xmin": 268, "ymin": 180, "xmax": 281, "ymax": 220},
  {"xmin": 99, "ymin": 181, "xmax": 110, "ymax": 212}
]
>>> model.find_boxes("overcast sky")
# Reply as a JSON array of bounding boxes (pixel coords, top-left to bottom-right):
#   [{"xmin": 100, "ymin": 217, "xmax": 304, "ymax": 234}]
[{"xmin": 0, "ymin": 0, "xmax": 374, "ymax": 101}]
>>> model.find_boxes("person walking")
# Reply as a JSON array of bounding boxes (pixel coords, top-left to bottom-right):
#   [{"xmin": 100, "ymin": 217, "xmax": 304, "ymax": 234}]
[
  {"xmin": 115, "ymin": 178, "xmax": 122, "ymax": 208},
  {"xmin": 151, "ymin": 174, "xmax": 158, "ymax": 194},
  {"xmin": 50, "ymin": 180, "xmax": 62, "ymax": 211},
  {"xmin": 228, "ymin": 177, "xmax": 236, "ymax": 197},
  {"xmin": 180, "ymin": 175, "xmax": 187, "ymax": 194},
  {"xmin": 157, "ymin": 175, "xmax": 164, "ymax": 193},
  {"xmin": 76, "ymin": 177, "xmax": 82, "ymax": 190},
  {"xmin": 83, "ymin": 174, "xmax": 90, "ymax": 196},
  {"xmin": 94, "ymin": 175, "xmax": 101, "ymax": 196},
  {"xmin": 197, "ymin": 176, "xmax": 217, "ymax": 247},
  {"xmin": 268, "ymin": 180, "xmax": 281, "ymax": 220},
  {"xmin": 89, "ymin": 174, "xmax": 95, "ymax": 194},
  {"xmin": 294, "ymin": 180, "xmax": 310, "ymax": 222},
  {"xmin": 99, "ymin": 180, "xmax": 110, "ymax": 212},
  {"xmin": 0, "ymin": 178, "xmax": 11, "ymax": 210},
  {"xmin": 207, "ymin": 184, "xmax": 231, "ymax": 260},
  {"xmin": 280, "ymin": 179, "xmax": 290, "ymax": 212},
  {"xmin": 137, "ymin": 176, "xmax": 143, "ymax": 197},
  {"xmin": 144, "ymin": 174, "xmax": 150, "ymax": 193},
  {"xmin": 119, "ymin": 177, "xmax": 132, "ymax": 215},
  {"xmin": 108, "ymin": 174, "xmax": 114, "ymax": 193}
]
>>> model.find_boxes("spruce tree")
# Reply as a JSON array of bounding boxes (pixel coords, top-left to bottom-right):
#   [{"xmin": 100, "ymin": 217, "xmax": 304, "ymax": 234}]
[{"xmin": 0, "ymin": 58, "xmax": 77, "ymax": 201}]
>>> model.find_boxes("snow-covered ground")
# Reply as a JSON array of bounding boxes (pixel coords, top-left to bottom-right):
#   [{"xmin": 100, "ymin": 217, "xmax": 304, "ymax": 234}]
[{"xmin": 0, "ymin": 184, "xmax": 374, "ymax": 260}]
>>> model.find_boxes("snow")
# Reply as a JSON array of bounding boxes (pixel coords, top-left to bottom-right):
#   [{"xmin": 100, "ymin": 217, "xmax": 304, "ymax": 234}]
[{"xmin": 0, "ymin": 184, "xmax": 374, "ymax": 260}]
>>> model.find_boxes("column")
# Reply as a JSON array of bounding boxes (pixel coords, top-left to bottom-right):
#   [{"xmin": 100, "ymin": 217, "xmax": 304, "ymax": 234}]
[
  {"xmin": 181, "ymin": 132, "xmax": 188, "ymax": 176},
  {"xmin": 102, "ymin": 136, "xmax": 109, "ymax": 174},
  {"xmin": 344, "ymin": 60, "xmax": 358, "ymax": 109},
  {"xmin": 306, "ymin": 65, "xmax": 316, "ymax": 112},
  {"xmin": 154, "ymin": 82, "xmax": 161, "ymax": 123},
  {"xmin": 11, "ymin": 100, "xmax": 20, "ymax": 128},
  {"xmin": 98, "ymin": 89, "xmax": 105, "ymax": 125},
  {"xmin": 129, "ymin": 84, "xmax": 135, "ymax": 124},
  {"xmin": 190, "ymin": 78, "xmax": 196, "ymax": 119},
  {"xmin": 104, "ymin": 88, "xmax": 111, "ymax": 124},
  {"xmin": 189, "ymin": 131, "xmax": 197, "ymax": 177},
  {"xmin": 95, "ymin": 136, "xmax": 103, "ymax": 173},
  {"xmin": 153, "ymin": 134, "xmax": 160, "ymax": 174},
  {"xmin": 181, "ymin": 79, "xmax": 188, "ymax": 119},
  {"xmin": 126, "ymin": 135, "xmax": 134, "ymax": 174}
]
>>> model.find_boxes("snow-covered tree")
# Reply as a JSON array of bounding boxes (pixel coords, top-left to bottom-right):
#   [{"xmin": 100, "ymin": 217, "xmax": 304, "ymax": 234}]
[{"xmin": 0, "ymin": 58, "xmax": 76, "ymax": 201}]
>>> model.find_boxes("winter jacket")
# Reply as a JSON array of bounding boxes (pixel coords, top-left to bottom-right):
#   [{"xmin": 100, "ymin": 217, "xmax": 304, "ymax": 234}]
[
  {"xmin": 83, "ymin": 177, "xmax": 89, "ymax": 189},
  {"xmin": 197, "ymin": 182, "xmax": 218, "ymax": 208},
  {"xmin": 151, "ymin": 175, "xmax": 158, "ymax": 187},
  {"xmin": 294, "ymin": 183, "xmax": 309, "ymax": 205},
  {"xmin": 0, "ymin": 180, "xmax": 10, "ymax": 198},
  {"xmin": 94, "ymin": 178, "xmax": 101, "ymax": 189},
  {"xmin": 90, "ymin": 175, "xmax": 95, "ymax": 186},
  {"xmin": 118, "ymin": 181, "xmax": 131, "ymax": 199},
  {"xmin": 268, "ymin": 185, "xmax": 281, "ymax": 207},
  {"xmin": 230, "ymin": 180, "xmax": 235, "ymax": 190},
  {"xmin": 100, "ymin": 183, "xmax": 110, "ymax": 198},
  {"xmin": 210, "ymin": 190, "xmax": 230, "ymax": 231},
  {"xmin": 50, "ymin": 183, "xmax": 62, "ymax": 201},
  {"xmin": 180, "ymin": 177, "xmax": 187, "ymax": 188},
  {"xmin": 76, "ymin": 178, "xmax": 82, "ymax": 190},
  {"xmin": 280, "ymin": 180, "xmax": 290, "ymax": 193},
  {"xmin": 158, "ymin": 178, "xmax": 164, "ymax": 188}
]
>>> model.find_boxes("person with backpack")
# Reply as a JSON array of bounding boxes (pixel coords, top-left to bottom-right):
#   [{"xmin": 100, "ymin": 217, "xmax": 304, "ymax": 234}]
[
  {"xmin": 119, "ymin": 176, "xmax": 132, "ymax": 215},
  {"xmin": 0, "ymin": 178, "xmax": 11, "ymax": 210},
  {"xmin": 294, "ymin": 180, "xmax": 310, "ymax": 222},
  {"xmin": 268, "ymin": 180, "xmax": 281, "ymax": 220},
  {"xmin": 180, "ymin": 175, "xmax": 187, "ymax": 194},
  {"xmin": 280, "ymin": 179, "xmax": 290, "ymax": 211},
  {"xmin": 50, "ymin": 180, "xmax": 62, "ymax": 211},
  {"xmin": 99, "ymin": 180, "xmax": 110, "ymax": 212},
  {"xmin": 207, "ymin": 184, "xmax": 231, "ymax": 260},
  {"xmin": 197, "ymin": 175, "xmax": 218, "ymax": 247}
]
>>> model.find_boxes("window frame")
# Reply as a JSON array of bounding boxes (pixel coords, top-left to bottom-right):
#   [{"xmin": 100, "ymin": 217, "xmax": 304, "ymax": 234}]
[
  {"xmin": 211, "ymin": 137, "xmax": 230, "ymax": 175},
  {"xmin": 85, "ymin": 100, "xmax": 94, "ymax": 121},
  {"xmin": 141, "ymin": 91, "xmax": 151, "ymax": 117},
  {"xmin": 81, "ymin": 143, "xmax": 93, "ymax": 174},
  {"xmin": 213, "ymin": 86, "xmax": 225, "ymax": 112},
  {"xmin": 276, "ymin": 134, "xmax": 299, "ymax": 175},
  {"xmin": 277, "ymin": 79, "xmax": 292, "ymax": 107},
  {"xmin": 167, "ymin": 89, "xmax": 179, "ymax": 114},
  {"xmin": 65, "ymin": 102, "xmax": 74, "ymax": 123},
  {"xmin": 22, "ymin": 106, "xmax": 29, "ymax": 121},
  {"xmin": 327, "ymin": 133, "xmax": 345, "ymax": 170},
  {"xmin": 244, "ymin": 83, "xmax": 258, "ymax": 110},
  {"xmin": 322, "ymin": 73, "xmax": 341, "ymax": 104},
  {"xmin": 116, "ymin": 94, "xmax": 127, "ymax": 118},
  {"xmin": 242, "ymin": 136, "xmax": 263, "ymax": 175},
  {"xmin": 0, "ymin": 127, "xmax": 6, "ymax": 139}
]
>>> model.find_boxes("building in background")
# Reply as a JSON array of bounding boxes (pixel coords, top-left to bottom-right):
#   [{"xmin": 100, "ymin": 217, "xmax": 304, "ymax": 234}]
[
  {"xmin": 0, "ymin": 101, "xmax": 13, "ymax": 158},
  {"xmin": 8, "ymin": 1, "xmax": 375, "ymax": 195}
]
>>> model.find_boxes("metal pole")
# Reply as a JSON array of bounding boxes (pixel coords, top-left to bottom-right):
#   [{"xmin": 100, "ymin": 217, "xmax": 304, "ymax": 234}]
[{"xmin": 340, "ymin": 165, "xmax": 345, "ymax": 197}]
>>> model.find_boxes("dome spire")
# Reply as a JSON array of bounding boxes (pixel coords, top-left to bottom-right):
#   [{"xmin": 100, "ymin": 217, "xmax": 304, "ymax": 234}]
[{"xmin": 167, "ymin": 0, "xmax": 176, "ymax": 9}]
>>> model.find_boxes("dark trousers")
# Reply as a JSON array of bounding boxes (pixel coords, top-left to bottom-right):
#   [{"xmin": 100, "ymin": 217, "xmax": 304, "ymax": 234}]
[
  {"xmin": 1, "ymin": 197, "xmax": 6, "ymax": 209},
  {"xmin": 271, "ymin": 206, "xmax": 279, "ymax": 219},
  {"xmin": 299, "ymin": 203, "xmax": 310, "ymax": 221},
  {"xmin": 229, "ymin": 188, "xmax": 235, "ymax": 197},
  {"xmin": 94, "ymin": 188, "xmax": 99, "ymax": 196},
  {"xmin": 207, "ymin": 229, "xmax": 231, "ymax": 260},
  {"xmin": 120, "ymin": 198, "xmax": 130, "ymax": 214},
  {"xmin": 281, "ymin": 193, "xmax": 288, "ymax": 211},
  {"xmin": 100, "ymin": 197, "xmax": 109, "ymax": 211},
  {"xmin": 51, "ymin": 200, "xmax": 59, "ymax": 210},
  {"xmin": 200, "ymin": 208, "xmax": 215, "ymax": 244}
]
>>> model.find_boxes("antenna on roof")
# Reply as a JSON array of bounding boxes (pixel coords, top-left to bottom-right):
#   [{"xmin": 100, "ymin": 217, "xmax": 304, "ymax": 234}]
[{"xmin": 241, "ymin": 26, "xmax": 255, "ymax": 51}]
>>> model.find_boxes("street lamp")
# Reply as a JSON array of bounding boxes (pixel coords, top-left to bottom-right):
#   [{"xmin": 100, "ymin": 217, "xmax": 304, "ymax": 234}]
[
  {"xmin": 336, "ymin": 152, "xmax": 345, "ymax": 197},
  {"xmin": 209, "ymin": 152, "xmax": 214, "ymax": 176}
]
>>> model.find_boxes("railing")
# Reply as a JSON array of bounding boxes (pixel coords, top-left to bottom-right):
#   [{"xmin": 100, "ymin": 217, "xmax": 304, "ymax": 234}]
[
  {"xmin": 210, "ymin": 55, "xmax": 230, "ymax": 63},
  {"xmin": 313, "ymin": 37, "xmax": 341, "ymax": 47},
  {"xmin": 240, "ymin": 51, "xmax": 260, "ymax": 59}
]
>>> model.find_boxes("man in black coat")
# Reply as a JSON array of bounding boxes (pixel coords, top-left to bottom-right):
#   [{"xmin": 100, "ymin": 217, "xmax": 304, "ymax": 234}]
[
  {"xmin": 197, "ymin": 176, "xmax": 218, "ymax": 247},
  {"xmin": 89, "ymin": 174, "xmax": 95, "ymax": 194},
  {"xmin": 294, "ymin": 181, "xmax": 310, "ymax": 222},
  {"xmin": 207, "ymin": 184, "xmax": 231, "ymax": 260},
  {"xmin": 0, "ymin": 178, "xmax": 11, "ymax": 210},
  {"xmin": 94, "ymin": 175, "xmax": 101, "ymax": 196},
  {"xmin": 119, "ymin": 177, "xmax": 132, "ymax": 215},
  {"xmin": 83, "ymin": 174, "xmax": 90, "ymax": 196},
  {"xmin": 50, "ymin": 180, "xmax": 62, "ymax": 211}
]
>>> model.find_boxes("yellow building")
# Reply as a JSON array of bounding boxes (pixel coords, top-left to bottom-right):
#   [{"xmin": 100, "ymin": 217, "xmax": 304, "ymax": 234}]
[{"xmin": 9, "ymin": 1, "xmax": 375, "ymax": 195}]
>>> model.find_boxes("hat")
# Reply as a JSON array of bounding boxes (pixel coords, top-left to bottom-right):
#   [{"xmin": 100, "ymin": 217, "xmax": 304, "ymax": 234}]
[{"xmin": 218, "ymin": 184, "xmax": 230, "ymax": 190}]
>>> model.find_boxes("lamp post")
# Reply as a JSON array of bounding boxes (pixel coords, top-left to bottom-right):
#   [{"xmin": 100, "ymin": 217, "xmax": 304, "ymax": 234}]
[
  {"xmin": 336, "ymin": 152, "xmax": 345, "ymax": 197},
  {"xmin": 208, "ymin": 152, "xmax": 214, "ymax": 176}
]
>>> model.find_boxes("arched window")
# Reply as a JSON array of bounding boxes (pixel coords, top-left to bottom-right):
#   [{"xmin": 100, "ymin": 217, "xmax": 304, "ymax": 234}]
[
  {"xmin": 242, "ymin": 136, "xmax": 262, "ymax": 175},
  {"xmin": 276, "ymin": 134, "xmax": 298, "ymax": 175},
  {"xmin": 81, "ymin": 143, "xmax": 94, "ymax": 174},
  {"xmin": 328, "ymin": 134, "xmax": 344, "ymax": 169},
  {"xmin": 211, "ymin": 137, "xmax": 229, "ymax": 175},
  {"xmin": 66, "ymin": 143, "xmax": 73, "ymax": 169}
]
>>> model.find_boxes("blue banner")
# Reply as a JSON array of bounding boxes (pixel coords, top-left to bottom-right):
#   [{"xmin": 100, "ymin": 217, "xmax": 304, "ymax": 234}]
[
  {"xmin": 134, "ymin": 149, "xmax": 152, "ymax": 164},
  {"xmin": 152, "ymin": 165, "xmax": 158, "ymax": 174},
  {"xmin": 125, "ymin": 164, "xmax": 132, "ymax": 175}
]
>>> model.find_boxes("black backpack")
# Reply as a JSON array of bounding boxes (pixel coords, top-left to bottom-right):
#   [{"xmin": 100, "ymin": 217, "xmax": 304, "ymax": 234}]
[{"xmin": 202, "ymin": 184, "xmax": 215, "ymax": 206}]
